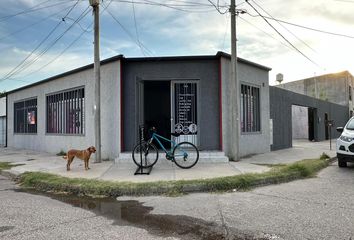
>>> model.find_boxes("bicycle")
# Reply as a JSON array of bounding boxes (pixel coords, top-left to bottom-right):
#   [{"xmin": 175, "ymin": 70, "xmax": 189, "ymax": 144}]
[{"xmin": 132, "ymin": 127, "xmax": 199, "ymax": 169}]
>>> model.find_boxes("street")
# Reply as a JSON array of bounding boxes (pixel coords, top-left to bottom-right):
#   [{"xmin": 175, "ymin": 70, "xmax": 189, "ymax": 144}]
[{"xmin": 1, "ymin": 162, "xmax": 354, "ymax": 240}]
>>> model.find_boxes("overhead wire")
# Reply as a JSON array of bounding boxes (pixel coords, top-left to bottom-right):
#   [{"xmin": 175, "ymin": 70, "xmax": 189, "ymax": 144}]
[
  {"xmin": 251, "ymin": 14, "xmax": 354, "ymax": 39},
  {"xmin": 0, "ymin": 0, "xmax": 82, "ymax": 82},
  {"xmin": 0, "ymin": 4, "xmax": 76, "ymax": 42},
  {"xmin": 110, "ymin": 0, "xmax": 218, "ymax": 12},
  {"xmin": 238, "ymin": 15, "xmax": 293, "ymax": 51},
  {"xmin": 131, "ymin": 0, "xmax": 146, "ymax": 56},
  {"xmin": 245, "ymin": 0, "xmax": 321, "ymax": 68},
  {"xmin": 12, "ymin": 6, "xmax": 91, "ymax": 79},
  {"xmin": 15, "ymin": 0, "xmax": 115, "ymax": 80},
  {"xmin": 103, "ymin": 2, "xmax": 154, "ymax": 56},
  {"xmin": 252, "ymin": 0, "xmax": 318, "ymax": 53},
  {"xmin": 207, "ymin": 0, "xmax": 229, "ymax": 14},
  {"xmin": 0, "ymin": 0, "xmax": 71, "ymax": 23}
]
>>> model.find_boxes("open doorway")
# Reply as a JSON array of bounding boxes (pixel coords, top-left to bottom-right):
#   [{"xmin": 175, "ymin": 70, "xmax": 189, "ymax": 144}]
[
  {"xmin": 308, "ymin": 108, "xmax": 316, "ymax": 141},
  {"xmin": 144, "ymin": 81, "xmax": 171, "ymax": 149},
  {"xmin": 324, "ymin": 113, "xmax": 329, "ymax": 140},
  {"xmin": 291, "ymin": 105, "xmax": 316, "ymax": 144}
]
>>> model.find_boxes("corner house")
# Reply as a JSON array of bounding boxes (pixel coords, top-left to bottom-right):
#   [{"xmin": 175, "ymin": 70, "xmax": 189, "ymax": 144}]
[{"xmin": 6, "ymin": 52, "xmax": 271, "ymax": 162}]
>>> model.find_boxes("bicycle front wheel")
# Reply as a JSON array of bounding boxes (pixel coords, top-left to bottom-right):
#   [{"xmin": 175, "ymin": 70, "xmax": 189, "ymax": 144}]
[
  {"xmin": 132, "ymin": 141, "xmax": 159, "ymax": 168},
  {"xmin": 172, "ymin": 142, "xmax": 199, "ymax": 169}
]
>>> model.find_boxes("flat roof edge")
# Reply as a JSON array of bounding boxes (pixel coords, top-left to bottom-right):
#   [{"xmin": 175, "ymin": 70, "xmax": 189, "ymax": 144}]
[{"xmin": 7, "ymin": 52, "xmax": 271, "ymax": 94}]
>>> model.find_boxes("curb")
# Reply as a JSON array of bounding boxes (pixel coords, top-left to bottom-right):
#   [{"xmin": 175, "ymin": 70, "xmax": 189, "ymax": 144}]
[
  {"xmin": 0, "ymin": 169, "xmax": 20, "ymax": 181},
  {"xmin": 1, "ymin": 157, "xmax": 337, "ymax": 197}
]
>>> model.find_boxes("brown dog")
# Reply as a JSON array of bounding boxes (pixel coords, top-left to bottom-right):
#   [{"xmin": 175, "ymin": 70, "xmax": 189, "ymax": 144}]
[{"xmin": 63, "ymin": 146, "xmax": 96, "ymax": 171}]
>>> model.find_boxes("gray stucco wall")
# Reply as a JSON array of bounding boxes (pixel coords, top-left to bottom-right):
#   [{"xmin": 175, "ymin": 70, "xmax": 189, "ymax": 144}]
[
  {"xmin": 7, "ymin": 61, "xmax": 121, "ymax": 160},
  {"xmin": 220, "ymin": 57, "xmax": 270, "ymax": 158},
  {"xmin": 270, "ymin": 86, "xmax": 348, "ymax": 151},
  {"xmin": 122, "ymin": 58, "xmax": 220, "ymax": 151},
  {"xmin": 281, "ymin": 71, "xmax": 353, "ymax": 113}
]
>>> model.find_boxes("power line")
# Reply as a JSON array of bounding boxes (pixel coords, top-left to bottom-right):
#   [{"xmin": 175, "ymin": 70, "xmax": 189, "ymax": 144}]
[
  {"xmin": 238, "ymin": 15, "xmax": 293, "ymax": 51},
  {"xmin": 0, "ymin": 4, "xmax": 75, "ymax": 42},
  {"xmin": 245, "ymin": 0, "xmax": 321, "ymax": 67},
  {"xmin": 131, "ymin": 1, "xmax": 145, "ymax": 56},
  {"xmin": 110, "ymin": 0, "xmax": 218, "ymax": 12},
  {"xmin": 247, "ymin": 12, "xmax": 354, "ymax": 39},
  {"xmin": 0, "ymin": 1, "xmax": 71, "ymax": 23},
  {"xmin": 252, "ymin": 0, "xmax": 317, "ymax": 54},
  {"xmin": 0, "ymin": 1, "xmax": 82, "ymax": 82},
  {"xmin": 207, "ymin": 0, "xmax": 228, "ymax": 14},
  {"xmin": 12, "ymin": 7, "xmax": 91, "ymax": 79},
  {"xmin": 14, "ymin": 0, "xmax": 115, "ymax": 80},
  {"xmin": 103, "ymin": 2, "xmax": 154, "ymax": 56}
]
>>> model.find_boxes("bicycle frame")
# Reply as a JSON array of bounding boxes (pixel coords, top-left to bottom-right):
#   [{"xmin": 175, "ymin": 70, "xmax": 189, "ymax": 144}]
[{"xmin": 149, "ymin": 132, "xmax": 177, "ymax": 155}]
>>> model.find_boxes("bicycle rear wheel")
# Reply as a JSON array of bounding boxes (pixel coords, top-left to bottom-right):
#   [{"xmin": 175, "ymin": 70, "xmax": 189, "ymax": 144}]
[
  {"xmin": 132, "ymin": 141, "xmax": 159, "ymax": 168},
  {"xmin": 172, "ymin": 142, "xmax": 199, "ymax": 169}
]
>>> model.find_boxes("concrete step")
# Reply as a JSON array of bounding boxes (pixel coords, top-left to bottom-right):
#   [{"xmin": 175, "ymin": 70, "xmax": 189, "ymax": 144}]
[{"xmin": 116, "ymin": 151, "xmax": 229, "ymax": 163}]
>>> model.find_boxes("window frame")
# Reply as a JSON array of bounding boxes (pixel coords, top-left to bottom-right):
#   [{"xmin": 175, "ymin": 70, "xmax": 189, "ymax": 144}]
[
  {"xmin": 240, "ymin": 83, "xmax": 261, "ymax": 134},
  {"xmin": 45, "ymin": 86, "xmax": 85, "ymax": 136},
  {"xmin": 13, "ymin": 97, "xmax": 38, "ymax": 135}
]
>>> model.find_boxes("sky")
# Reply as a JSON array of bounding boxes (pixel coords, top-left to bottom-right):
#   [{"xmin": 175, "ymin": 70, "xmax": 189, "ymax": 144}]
[{"xmin": 0, "ymin": 0, "xmax": 354, "ymax": 92}]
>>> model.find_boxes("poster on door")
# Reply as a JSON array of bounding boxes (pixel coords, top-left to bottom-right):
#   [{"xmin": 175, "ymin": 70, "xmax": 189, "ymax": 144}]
[{"xmin": 174, "ymin": 83, "xmax": 197, "ymax": 135}]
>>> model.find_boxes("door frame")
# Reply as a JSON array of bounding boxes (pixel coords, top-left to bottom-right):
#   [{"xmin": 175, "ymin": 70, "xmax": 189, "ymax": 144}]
[{"xmin": 171, "ymin": 79, "xmax": 200, "ymax": 146}]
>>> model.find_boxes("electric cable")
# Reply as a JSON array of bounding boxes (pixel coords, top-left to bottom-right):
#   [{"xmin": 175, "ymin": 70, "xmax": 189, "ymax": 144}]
[
  {"xmin": 103, "ymin": 2, "xmax": 154, "ymax": 56},
  {"xmin": 131, "ymin": 0, "xmax": 146, "ymax": 56},
  {"xmin": 247, "ymin": 12, "xmax": 354, "ymax": 39},
  {"xmin": 238, "ymin": 15, "xmax": 293, "ymax": 51},
  {"xmin": 245, "ymin": 0, "xmax": 321, "ymax": 67},
  {"xmin": 11, "ymin": 7, "xmax": 91, "ymax": 79},
  {"xmin": 252, "ymin": 0, "xmax": 317, "ymax": 53},
  {"xmin": 0, "ymin": 1, "xmax": 71, "ymax": 23},
  {"xmin": 14, "ymin": 0, "xmax": 114, "ymax": 81},
  {"xmin": 0, "ymin": 0, "xmax": 82, "ymax": 82},
  {"xmin": 0, "ymin": 4, "xmax": 75, "ymax": 42}
]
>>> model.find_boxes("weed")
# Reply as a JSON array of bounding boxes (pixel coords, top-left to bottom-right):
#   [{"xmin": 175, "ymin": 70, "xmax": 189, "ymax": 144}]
[{"xmin": 16, "ymin": 158, "xmax": 331, "ymax": 197}]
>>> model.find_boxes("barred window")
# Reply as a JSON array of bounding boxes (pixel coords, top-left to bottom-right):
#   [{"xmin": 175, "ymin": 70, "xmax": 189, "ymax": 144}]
[
  {"xmin": 241, "ymin": 84, "xmax": 260, "ymax": 133},
  {"xmin": 14, "ymin": 98, "xmax": 37, "ymax": 134},
  {"xmin": 46, "ymin": 87, "xmax": 85, "ymax": 135}
]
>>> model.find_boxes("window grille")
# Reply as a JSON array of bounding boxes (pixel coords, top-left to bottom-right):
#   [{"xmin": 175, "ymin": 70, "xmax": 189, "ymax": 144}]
[
  {"xmin": 46, "ymin": 87, "xmax": 85, "ymax": 135},
  {"xmin": 241, "ymin": 84, "xmax": 260, "ymax": 133},
  {"xmin": 14, "ymin": 98, "xmax": 37, "ymax": 134}
]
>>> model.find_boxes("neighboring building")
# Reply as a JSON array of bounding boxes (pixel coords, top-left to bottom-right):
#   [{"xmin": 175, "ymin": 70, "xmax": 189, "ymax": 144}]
[
  {"xmin": 270, "ymin": 86, "xmax": 348, "ymax": 150},
  {"xmin": 280, "ymin": 71, "xmax": 354, "ymax": 116},
  {"xmin": 5, "ymin": 52, "xmax": 271, "ymax": 161},
  {"xmin": 0, "ymin": 96, "xmax": 5, "ymax": 147}
]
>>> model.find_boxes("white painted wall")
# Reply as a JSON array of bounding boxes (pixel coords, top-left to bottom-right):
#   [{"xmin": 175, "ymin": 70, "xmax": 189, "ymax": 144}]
[
  {"xmin": 7, "ymin": 61, "xmax": 121, "ymax": 160},
  {"xmin": 0, "ymin": 97, "xmax": 5, "ymax": 117},
  {"xmin": 292, "ymin": 105, "xmax": 308, "ymax": 139}
]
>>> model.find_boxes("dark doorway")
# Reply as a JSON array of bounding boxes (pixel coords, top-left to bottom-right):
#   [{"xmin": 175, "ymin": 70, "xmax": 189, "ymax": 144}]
[
  {"xmin": 324, "ymin": 113, "xmax": 329, "ymax": 140},
  {"xmin": 308, "ymin": 108, "xmax": 316, "ymax": 141},
  {"xmin": 144, "ymin": 81, "xmax": 171, "ymax": 149}
]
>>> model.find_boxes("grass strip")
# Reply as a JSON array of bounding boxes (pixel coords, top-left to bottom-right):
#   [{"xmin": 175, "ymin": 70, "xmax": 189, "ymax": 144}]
[
  {"xmin": 15, "ymin": 157, "xmax": 331, "ymax": 197},
  {"xmin": 0, "ymin": 162, "xmax": 23, "ymax": 171}
]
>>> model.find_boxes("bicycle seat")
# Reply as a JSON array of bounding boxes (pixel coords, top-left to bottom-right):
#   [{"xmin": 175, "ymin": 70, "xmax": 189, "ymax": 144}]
[{"xmin": 171, "ymin": 132, "xmax": 181, "ymax": 137}]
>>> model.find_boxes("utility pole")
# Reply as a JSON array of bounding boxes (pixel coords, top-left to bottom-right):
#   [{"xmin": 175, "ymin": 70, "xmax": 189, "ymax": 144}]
[
  {"xmin": 90, "ymin": 0, "xmax": 101, "ymax": 163},
  {"xmin": 229, "ymin": 0, "xmax": 240, "ymax": 161}
]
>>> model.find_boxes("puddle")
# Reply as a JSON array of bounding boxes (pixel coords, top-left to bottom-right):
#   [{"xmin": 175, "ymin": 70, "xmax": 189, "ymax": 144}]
[{"xmin": 15, "ymin": 189, "xmax": 279, "ymax": 240}]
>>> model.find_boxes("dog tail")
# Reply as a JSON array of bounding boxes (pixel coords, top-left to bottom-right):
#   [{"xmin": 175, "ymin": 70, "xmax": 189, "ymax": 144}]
[{"xmin": 62, "ymin": 156, "xmax": 68, "ymax": 160}]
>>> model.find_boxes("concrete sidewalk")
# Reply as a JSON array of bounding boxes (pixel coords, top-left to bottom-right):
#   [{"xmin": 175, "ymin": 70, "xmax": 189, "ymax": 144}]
[{"xmin": 0, "ymin": 139, "xmax": 336, "ymax": 183}]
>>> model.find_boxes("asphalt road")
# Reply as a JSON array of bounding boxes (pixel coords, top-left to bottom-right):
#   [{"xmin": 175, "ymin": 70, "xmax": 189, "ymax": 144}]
[
  {"xmin": 1, "ymin": 162, "xmax": 354, "ymax": 240},
  {"xmin": 120, "ymin": 162, "xmax": 354, "ymax": 240}
]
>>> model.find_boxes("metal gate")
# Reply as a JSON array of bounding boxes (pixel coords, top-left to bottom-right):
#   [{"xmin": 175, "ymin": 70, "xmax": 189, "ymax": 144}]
[{"xmin": 171, "ymin": 81, "xmax": 199, "ymax": 146}]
